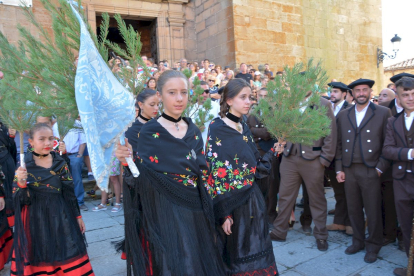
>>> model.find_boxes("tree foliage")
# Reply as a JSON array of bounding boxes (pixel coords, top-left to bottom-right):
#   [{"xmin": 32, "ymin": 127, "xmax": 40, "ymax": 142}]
[
  {"xmin": 182, "ymin": 68, "xmax": 214, "ymax": 131},
  {"xmin": 254, "ymin": 59, "xmax": 332, "ymax": 145},
  {"xmin": 0, "ymin": 0, "xmax": 147, "ymax": 141}
]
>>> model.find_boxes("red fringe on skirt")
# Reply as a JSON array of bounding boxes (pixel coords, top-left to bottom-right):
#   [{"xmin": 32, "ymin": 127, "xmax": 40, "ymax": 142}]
[
  {"xmin": 0, "ymin": 229, "xmax": 13, "ymax": 271},
  {"xmin": 10, "ymin": 253, "xmax": 94, "ymax": 276}
]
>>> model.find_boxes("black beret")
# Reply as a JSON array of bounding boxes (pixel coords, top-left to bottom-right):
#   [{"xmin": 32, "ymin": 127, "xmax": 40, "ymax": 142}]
[
  {"xmin": 328, "ymin": 82, "xmax": 349, "ymax": 92},
  {"xmin": 390, "ymin": 73, "xmax": 414, "ymax": 83},
  {"xmin": 348, "ymin": 78, "xmax": 375, "ymax": 89}
]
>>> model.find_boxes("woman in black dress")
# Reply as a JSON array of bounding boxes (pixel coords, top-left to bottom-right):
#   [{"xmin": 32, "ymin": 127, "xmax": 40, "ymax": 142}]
[
  {"xmin": 12, "ymin": 123, "xmax": 94, "ymax": 276},
  {"xmin": 115, "ymin": 70, "xmax": 225, "ymax": 276},
  {"xmin": 205, "ymin": 78, "xmax": 278, "ymax": 275},
  {"xmin": 125, "ymin": 88, "xmax": 160, "ymax": 156},
  {"xmin": 0, "ymin": 165, "xmax": 12, "ymax": 272}
]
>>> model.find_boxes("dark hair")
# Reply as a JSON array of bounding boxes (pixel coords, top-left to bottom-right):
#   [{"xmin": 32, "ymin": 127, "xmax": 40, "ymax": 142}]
[
  {"xmin": 276, "ymin": 71, "xmax": 283, "ymax": 75},
  {"xmin": 259, "ymin": 87, "xmax": 267, "ymax": 92},
  {"xmin": 204, "ymin": 59, "xmax": 210, "ymax": 63},
  {"xmin": 148, "ymin": 58, "xmax": 154, "ymax": 65},
  {"xmin": 219, "ymin": 79, "xmax": 251, "ymax": 117},
  {"xmin": 146, "ymin": 77, "xmax": 157, "ymax": 88},
  {"xmin": 395, "ymin": 77, "xmax": 414, "ymax": 92},
  {"xmin": 136, "ymin": 88, "xmax": 157, "ymax": 116},
  {"xmin": 200, "ymin": 81, "xmax": 208, "ymax": 86},
  {"xmin": 137, "ymin": 88, "xmax": 157, "ymax": 103},
  {"xmin": 29, "ymin": 123, "xmax": 53, "ymax": 139},
  {"xmin": 387, "ymin": 83, "xmax": 395, "ymax": 89},
  {"xmin": 157, "ymin": 70, "xmax": 188, "ymax": 94}
]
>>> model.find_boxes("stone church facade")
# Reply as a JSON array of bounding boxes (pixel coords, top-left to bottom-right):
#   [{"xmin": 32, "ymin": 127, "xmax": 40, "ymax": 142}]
[{"xmin": 0, "ymin": 0, "xmax": 384, "ymax": 86}]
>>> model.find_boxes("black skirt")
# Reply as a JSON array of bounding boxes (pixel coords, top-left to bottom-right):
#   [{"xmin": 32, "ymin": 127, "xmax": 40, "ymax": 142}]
[{"xmin": 217, "ymin": 184, "xmax": 278, "ymax": 276}]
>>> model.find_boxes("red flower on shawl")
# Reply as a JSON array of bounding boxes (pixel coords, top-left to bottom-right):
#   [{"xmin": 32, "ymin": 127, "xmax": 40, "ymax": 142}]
[
  {"xmin": 224, "ymin": 183, "xmax": 229, "ymax": 190},
  {"xmin": 251, "ymin": 167, "xmax": 256, "ymax": 174},
  {"xmin": 217, "ymin": 168, "xmax": 227, "ymax": 178},
  {"xmin": 208, "ymin": 174, "xmax": 215, "ymax": 187},
  {"xmin": 233, "ymin": 169, "xmax": 239, "ymax": 176}
]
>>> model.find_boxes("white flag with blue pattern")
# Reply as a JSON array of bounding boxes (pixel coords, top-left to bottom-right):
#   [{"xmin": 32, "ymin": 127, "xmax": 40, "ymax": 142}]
[{"xmin": 71, "ymin": 3, "xmax": 135, "ymax": 191}]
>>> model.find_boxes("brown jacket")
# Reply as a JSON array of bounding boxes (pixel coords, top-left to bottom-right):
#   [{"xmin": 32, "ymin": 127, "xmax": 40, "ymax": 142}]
[
  {"xmin": 379, "ymin": 99, "xmax": 400, "ymax": 116},
  {"xmin": 335, "ymin": 102, "xmax": 392, "ymax": 172},
  {"xmin": 283, "ymin": 97, "xmax": 337, "ymax": 167},
  {"xmin": 382, "ymin": 112, "xmax": 414, "ymax": 180}
]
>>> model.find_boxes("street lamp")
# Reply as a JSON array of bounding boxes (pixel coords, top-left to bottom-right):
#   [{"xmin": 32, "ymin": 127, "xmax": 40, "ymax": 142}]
[{"xmin": 377, "ymin": 34, "xmax": 402, "ymax": 68}]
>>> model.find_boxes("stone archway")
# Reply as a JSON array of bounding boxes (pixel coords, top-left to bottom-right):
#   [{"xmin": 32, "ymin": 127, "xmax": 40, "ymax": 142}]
[{"xmin": 83, "ymin": 0, "xmax": 188, "ymax": 65}]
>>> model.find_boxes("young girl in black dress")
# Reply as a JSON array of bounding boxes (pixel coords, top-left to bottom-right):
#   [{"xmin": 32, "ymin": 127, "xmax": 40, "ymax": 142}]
[
  {"xmin": 205, "ymin": 78, "xmax": 278, "ymax": 275},
  {"xmin": 12, "ymin": 123, "xmax": 94, "ymax": 276},
  {"xmin": 115, "ymin": 70, "xmax": 225, "ymax": 276}
]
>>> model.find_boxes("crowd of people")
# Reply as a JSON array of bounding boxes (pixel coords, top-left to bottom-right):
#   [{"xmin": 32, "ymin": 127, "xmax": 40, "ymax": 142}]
[{"xmin": 0, "ymin": 55, "xmax": 413, "ymax": 276}]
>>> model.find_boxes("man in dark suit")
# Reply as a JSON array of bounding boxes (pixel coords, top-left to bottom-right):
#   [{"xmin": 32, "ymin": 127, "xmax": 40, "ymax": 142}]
[
  {"xmin": 336, "ymin": 78, "xmax": 392, "ymax": 263},
  {"xmin": 382, "ymin": 77, "xmax": 414, "ymax": 276},
  {"xmin": 270, "ymin": 96, "xmax": 337, "ymax": 252},
  {"xmin": 377, "ymin": 73, "xmax": 414, "ymax": 250},
  {"xmin": 246, "ymin": 88, "xmax": 280, "ymax": 224},
  {"xmin": 300, "ymin": 82, "xmax": 353, "ymax": 235}
]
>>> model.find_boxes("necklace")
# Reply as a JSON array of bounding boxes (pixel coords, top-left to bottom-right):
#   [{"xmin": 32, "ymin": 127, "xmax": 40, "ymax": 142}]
[
  {"xmin": 161, "ymin": 113, "xmax": 182, "ymax": 131},
  {"xmin": 226, "ymin": 112, "xmax": 242, "ymax": 132},
  {"xmin": 139, "ymin": 114, "xmax": 150, "ymax": 122},
  {"xmin": 32, "ymin": 151, "xmax": 49, "ymax": 159}
]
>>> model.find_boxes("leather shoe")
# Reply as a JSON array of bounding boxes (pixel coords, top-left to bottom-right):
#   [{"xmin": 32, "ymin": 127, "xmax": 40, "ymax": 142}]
[
  {"xmin": 316, "ymin": 239, "xmax": 328, "ymax": 251},
  {"xmin": 364, "ymin": 252, "xmax": 377, "ymax": 263},
  {"xmin": 345, "ymin": 244, "xmax": 364, "ymax": 255},
  {"xmin": 302, "ymin": 225, "xmax": 312, "ymax": 235},
  {"xmin": 269, "ymin": 231, "xmax": 286, "ymax": 242},
  {"xmin": 328, "ymin": 209, "xmax": 335, "ymax": 215},
  {"xmin": 345, "ymin": 226, "xmax": 353, "ymax": 236},
  {"xmin": 383, "ymin": 238, "xmax": 396, "ymax": 246},
  {"xmin": 326, "ymin": 223, "xmax": 346, "ymax": 231},
  {"xmin": 393, "ymin": 267, "xmax": 413, "ymax": 276}
]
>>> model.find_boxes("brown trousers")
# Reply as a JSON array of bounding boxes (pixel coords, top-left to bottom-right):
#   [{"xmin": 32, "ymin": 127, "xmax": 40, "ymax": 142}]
[
  {"xmin": 344, "ymin": 164, "xmax": 383, "ymax": 253},
  {"xmin": 300, "ymin": 166, "xmax": 351, "ymax": 227},
  {"xmin": 380, "ymin": 173, "xmax": 400, "ymax": 240},
  {"xmin": 393, "ymin": 174, "xmax": 414, "ymax": 257},
  {"xmin": 272, "ymin": 155, "xmax": 328, "ymax": 240},
  {"xmin": 257, "ymin": 154, "xmax": 280, "ymax": 223}
]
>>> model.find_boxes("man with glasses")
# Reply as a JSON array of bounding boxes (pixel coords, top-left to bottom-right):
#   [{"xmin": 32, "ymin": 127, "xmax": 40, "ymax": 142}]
[
  {"xmin": 190, "ymin": 81, "xmax": 220, "ymax": 143},
  {"xmin": 179, "ymin": 58, "xmax": 188, "ymax": 71}
]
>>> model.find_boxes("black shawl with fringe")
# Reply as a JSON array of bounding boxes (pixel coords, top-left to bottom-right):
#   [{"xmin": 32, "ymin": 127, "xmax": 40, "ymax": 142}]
[
  {"xmin": 12, "ymin": 152, "xmax": 87, "ymax": 276},
  {"xmin": 205, "ymin": 118, "xmax": 273, "ymax": 222},
  {"xmin": 122, "ymin": 118, "xmax": 225, "ymax": 276}
]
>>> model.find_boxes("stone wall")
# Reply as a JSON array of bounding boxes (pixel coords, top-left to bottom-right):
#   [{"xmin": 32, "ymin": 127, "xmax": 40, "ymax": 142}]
[
  {"xmin": 194, "ymin": 0, "xmax": 236, "ymax": 68},
  {"xmin": 232, "ymin": 0, "xmax": 383, "ymax": 87},
  {"xmin": 0, "ymin": 0, "xmax": 54, "ymax": 44}
]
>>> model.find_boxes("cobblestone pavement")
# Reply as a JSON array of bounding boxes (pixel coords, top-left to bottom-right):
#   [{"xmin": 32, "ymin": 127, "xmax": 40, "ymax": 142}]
[{"xmin": 0, "ymin": 188, "xmax": 406, "ymax": 276}]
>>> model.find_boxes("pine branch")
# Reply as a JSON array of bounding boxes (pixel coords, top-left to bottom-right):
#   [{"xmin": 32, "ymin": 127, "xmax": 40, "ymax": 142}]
[{"xmin": 254, "ymin": 58, "xmax": 331, "ymax": 145}]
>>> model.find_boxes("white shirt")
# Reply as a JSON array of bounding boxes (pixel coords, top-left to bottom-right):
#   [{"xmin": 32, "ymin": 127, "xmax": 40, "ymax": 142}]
[
  {"xmin": 395, "ymin": 99, "xmax": 404, "ymax": 114},
  {"xmin": 190, "ymin": 101, "xmax": 220, "ymax": 144},
  {"xmin": 63, "ymin": 120, "xmax": 86, "ymax": 153},
  {"xmin": 198, "ymin": 68, "xmax": 210, "ymax": 74},
  {"xmin": 332, "ymin": 100, "xmax": 345, "ymax": 116},
  {"xmin": 406, "ymin": 112, "xmax": 414, "ymax": 162},
  {"xmin": 52, "ymin": 122, "xmax": 60, "ymax": 139},
  {"xmin": 355, "ymin": 102, "xmax": 370, "ymax": 127}
]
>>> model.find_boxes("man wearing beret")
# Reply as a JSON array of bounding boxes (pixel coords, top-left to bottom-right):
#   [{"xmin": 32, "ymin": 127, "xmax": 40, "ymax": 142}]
[
  {"xmin": 271, "ymin": 93, "xmax": 337, "ymax": 252},
  {"xmin": 336, "ymin": 78, "xmax": 392, "ymax": 263},
  {"xmin": 382, "ymin": 77, "xmax": 414, "ymax": 276},
  {"xmin": 325, "ymin": 82, "xmax": 353, "ymax": 234},
  {"xmin": 299, "ymin": 82, "xmax": 353, "ymax": 234},
  {"xmin": 378, "ymin": 73, "xmax": 414, "ymax": 252}
]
